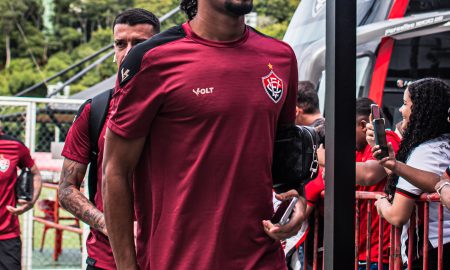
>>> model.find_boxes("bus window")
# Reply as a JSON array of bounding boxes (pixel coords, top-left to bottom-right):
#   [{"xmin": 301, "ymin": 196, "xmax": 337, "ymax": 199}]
[
  {"xmin": 406, "ymin": 0, "xmax": 450, "ymax": 15},
  {"xmin": 382, "ymin": 31, "xmax": 450, "ymax": 129},
  {"xmin": 315, "ymin": 55, "xmax": 374, "ymax": 113}
]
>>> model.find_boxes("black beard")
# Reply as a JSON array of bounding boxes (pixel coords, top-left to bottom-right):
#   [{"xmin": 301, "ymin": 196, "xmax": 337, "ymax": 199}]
[{"xmin": 224, "ymin": 1, "xmax": 253, "ymax": 16}]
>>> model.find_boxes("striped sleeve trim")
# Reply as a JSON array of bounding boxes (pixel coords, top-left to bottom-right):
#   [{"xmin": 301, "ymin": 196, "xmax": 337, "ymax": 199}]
[{"xmin": 395, "ymin": 188, "xmax": 420, "ymax": 199}]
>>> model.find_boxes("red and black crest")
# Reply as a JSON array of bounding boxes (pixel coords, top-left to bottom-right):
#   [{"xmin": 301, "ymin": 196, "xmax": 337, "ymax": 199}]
[
  {"xmin": 262, "ymin": 70, "xmax": 284, "ymax": 103},
  {"xmin": 0, "ymin": 155, "xmax": 10, "ymax": 173}
]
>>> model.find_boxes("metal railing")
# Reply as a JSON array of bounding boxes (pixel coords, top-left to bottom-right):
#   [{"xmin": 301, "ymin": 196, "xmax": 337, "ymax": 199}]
[
  {"xmin": 1, "ymin": 96, "xmax": 85, "ymax": 270},
  {"xmin": 303, "ymin": 191, "xmax": 447, "ymax": 270}
]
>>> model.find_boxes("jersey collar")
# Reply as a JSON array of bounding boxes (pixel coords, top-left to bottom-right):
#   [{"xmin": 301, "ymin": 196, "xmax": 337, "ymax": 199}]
[{"xmin": 182, "ymin": 21, "xmax": 249, "ymax": 48}]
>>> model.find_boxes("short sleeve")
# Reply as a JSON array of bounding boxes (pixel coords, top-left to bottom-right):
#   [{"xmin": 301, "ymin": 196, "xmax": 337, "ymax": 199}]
[
  {"xmin": 108, "ymin": 65, "xmax": 164, "ymax": 139},
  {"xmin": 396, "ymin": 142, "xmax": 443, "ymax": 199},
  {"xmin": 61, "ymin": 103, "xmax": 91, "ymax": 165},
  {"xmin": 305, "ymin": 168, "xmax": 325, "ymax": 206},
  {"xmin": 278, "ymin": 49, "xmax": 298, "ymax": 125},
  {"xmin": 18, "ymin": 144, "xmax": 35, "ymax": 169}
]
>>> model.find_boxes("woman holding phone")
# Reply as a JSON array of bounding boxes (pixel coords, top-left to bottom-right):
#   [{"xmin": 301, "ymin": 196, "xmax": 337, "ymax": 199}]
[{"xmin": 370, "ymin": 78, "xmax": 450, "ymax": 269}]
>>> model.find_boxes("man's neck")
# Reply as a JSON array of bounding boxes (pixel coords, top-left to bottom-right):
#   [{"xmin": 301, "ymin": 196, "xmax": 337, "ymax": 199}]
[
  {"xmin": 189, "ymin": 3, "xmax": 246, "ymax": 42},
  {"xmin": 301, "ymin": 113, "xmax": 323, "ymax": 126}
]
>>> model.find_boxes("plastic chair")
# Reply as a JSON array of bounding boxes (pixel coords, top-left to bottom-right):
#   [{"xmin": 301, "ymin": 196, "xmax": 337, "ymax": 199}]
[{"xmin": 35, "ymin": 199, "xmax": 81, "ymax": 260}]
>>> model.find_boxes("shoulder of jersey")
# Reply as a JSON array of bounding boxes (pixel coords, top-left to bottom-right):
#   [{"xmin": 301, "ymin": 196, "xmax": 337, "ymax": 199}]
[
  {"xmin": 0, "ymin": 134, "xmax": 26, "ymax": 147},
  {"xmin": 249, "ymin": 26, "xmax": 295, "ymax": 55},
  {"xmin": 73, "ymin": 98, "xmax": 92, "ymax": 124},
  {"xmin": 119, "ymin": 25, "xmax": 186, "ymax": 88}
]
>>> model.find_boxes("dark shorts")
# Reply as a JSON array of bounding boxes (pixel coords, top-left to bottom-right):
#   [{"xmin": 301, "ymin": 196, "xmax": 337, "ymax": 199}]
[
  {"xmin": 87, "ymin": 266, "xmax": 104, "ymax": 270},
  {"xmin": 87, "ymin": 264, "xmax": 105, "ymax": 270},
  {"xmin": 0, "ymin": 237, "xmax": 21, "ymax": 270},
  {"xmin": 86, "ymin": 257, "xmax": 104, "ymax": 270}
]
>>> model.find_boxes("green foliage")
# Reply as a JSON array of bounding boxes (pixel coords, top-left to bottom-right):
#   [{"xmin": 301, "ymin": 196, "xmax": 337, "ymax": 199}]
[
  {"xmin": 0, "ymin": 58, "xmax": 44, "ymax": 95},
  {"xmin": 254, "ymin": 0, "xmax": 299, "ymax": 38},
  {"xmin": 254, "ymin": 0, "xmax": 299, "ymax": 22},
  {"xmin": 257, "ymin": 21, "xmax": 289, "ymax": 40},
  {"xmin": 45, "ymin": 52, "xmax": 72, "ymax": 74},
  {"xmin": 0, "ymin": 0, "xmax": 300, "ymax": 96},
  {"xmin": 135, "ymin": 0, "xmax": 186, "ymax": 29}
]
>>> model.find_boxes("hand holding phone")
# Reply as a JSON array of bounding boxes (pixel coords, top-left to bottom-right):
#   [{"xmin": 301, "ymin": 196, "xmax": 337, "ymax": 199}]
[
  {"xmin": 271, "ymin": 197, "xmax": 298, "ymax": 226},
  {"xmin": 371, "ymin": 104, "xmax": 388, "ymax": 159}
]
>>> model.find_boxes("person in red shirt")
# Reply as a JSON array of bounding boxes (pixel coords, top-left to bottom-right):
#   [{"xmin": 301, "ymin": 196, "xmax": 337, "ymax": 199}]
[
  {"xmin": 102, "ymin": 0, "xmax": 306, "ymax": 269},
  {"xmin": 302, "ymin": 98, "xmax": 400, "ymax": 270},
  {"xmin": 354, "ymin": 98, "xmax": 400, "ymax": 270},
  {"xmin": 0, "ymin": 130, "xmax": 42, "ymax": 270},
  {"xmin": 58, "ymin": 9, "xmax": 159, "ymax": 270}
]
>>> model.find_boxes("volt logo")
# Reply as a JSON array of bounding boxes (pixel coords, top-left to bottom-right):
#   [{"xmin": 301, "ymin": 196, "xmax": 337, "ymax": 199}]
[{"xmin": 193, "ymin": 87, "xmax": 214, "ymax": 96}]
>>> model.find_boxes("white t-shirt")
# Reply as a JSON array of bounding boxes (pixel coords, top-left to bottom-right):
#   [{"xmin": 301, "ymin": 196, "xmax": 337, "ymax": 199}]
[{"xmin": 397, "ymin": 134, "xmax": 450, "ymax": 263}]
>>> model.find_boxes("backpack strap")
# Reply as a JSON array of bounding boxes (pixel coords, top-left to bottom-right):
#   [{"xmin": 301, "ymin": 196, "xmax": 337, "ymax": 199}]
[{"xmin": 87, "ymin": 89, "xmax": 113, "ymax": 203}]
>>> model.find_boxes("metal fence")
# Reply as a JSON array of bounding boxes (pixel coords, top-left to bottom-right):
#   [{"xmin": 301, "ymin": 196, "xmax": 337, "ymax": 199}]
[
  {"xmin": 303, "ymin": 191, "xmax": 448, "ymax": 270},
  {"xmin": 0, "ymin": 96, "xmax": 87, "ymax": 270}
]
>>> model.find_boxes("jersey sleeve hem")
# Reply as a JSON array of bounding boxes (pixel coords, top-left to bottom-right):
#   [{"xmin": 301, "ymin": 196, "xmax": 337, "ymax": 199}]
[
  {"xmin": 61, "ymin": 151, "xmax": 89, "ymax": 165},
  {"xmin": 24, "ymin": 159, "xmax": 35, "ymax": 169},
  {"xmin": 107, "ymin": 121, "xmax": 146, "ymax": 140}
]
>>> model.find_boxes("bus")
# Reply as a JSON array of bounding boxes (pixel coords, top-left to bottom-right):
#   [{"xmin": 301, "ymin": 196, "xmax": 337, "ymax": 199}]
[{"xmin": 284, "ymin": 0, "xmax": 450, "ymax": 128}]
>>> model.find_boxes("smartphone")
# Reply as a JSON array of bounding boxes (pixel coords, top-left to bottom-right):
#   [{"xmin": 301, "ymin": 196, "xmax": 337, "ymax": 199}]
[
  {"xmin": 371, "ymin": 104, "xmax": 388, "ymax": 159},
  {"xmin": 371, "ymin": 104, "xmax": 381, "ymax": 119},
  {"xmin": 271, "ymin": 197, "xmax": 298, "ymax": 226}
]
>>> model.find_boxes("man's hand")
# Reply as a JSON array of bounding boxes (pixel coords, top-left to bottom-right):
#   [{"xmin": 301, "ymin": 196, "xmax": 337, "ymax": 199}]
[
  {"xmin": 7, "ymin": 199, "xmax": 33, "ymax": 215},
  {"xmin": 262, "ymin": 189, "xmax": 306, "ymax": 240},
  {"xmin": 372, "ymin": 142, "xmax": 396, "ymax": 171},
  {"xmin": 372, "ymin": 143, "xmax": 396, "ymax": 169}
]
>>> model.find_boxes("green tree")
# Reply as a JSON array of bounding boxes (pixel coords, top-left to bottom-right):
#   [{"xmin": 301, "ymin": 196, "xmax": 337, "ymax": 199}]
[
  {"xmin": 135, "ymin": 0, "xmax": 186, "ymax": 29},
  {"xmin": 255, "ymin": 0, "xmax": 300, "ymax": 39},
  {"xmin": 0, "ymin": 0, "xmax": 28, "ymax": 68}
]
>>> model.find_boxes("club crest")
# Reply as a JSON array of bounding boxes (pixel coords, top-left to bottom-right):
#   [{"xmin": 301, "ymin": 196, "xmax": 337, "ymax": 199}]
[
  {"xmin": 262, "ymin": 70, "xmax": 283, "ymax": 103},
  {"xmin": 0, "ymin": 155, "xmax": 10, "ymax": 173}
]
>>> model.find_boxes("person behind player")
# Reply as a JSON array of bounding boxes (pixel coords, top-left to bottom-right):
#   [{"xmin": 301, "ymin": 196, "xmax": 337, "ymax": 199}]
[
  {"xmin": 58, "ymin": 8, "xmax": 160, "ymax": 270},
  {"xmin": 0, "ymin": 128, "xmax": 42, "ymax": 270}
]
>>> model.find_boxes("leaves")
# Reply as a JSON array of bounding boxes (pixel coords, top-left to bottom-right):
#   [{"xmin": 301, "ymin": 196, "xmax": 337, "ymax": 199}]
[{"xmin": 0, "ymin": 0, "xmax": 300, "ymax": 96}]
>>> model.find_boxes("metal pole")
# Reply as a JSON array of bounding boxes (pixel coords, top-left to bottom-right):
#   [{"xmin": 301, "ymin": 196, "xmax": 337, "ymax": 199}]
[
  {"xmin": 159, "ymin": 6, "xmax": 181, "ymax": 22},
  {"xmin": 46, "ymin": 50, "xmax": 115, "ymax": 98},
  {"xmin": 323, "ymin": 0, "xmax": 356, "ymax": 269}
]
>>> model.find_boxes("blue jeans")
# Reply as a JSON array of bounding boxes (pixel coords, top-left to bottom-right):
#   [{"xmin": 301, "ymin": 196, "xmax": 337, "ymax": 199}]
[{"xmin": 358, "ymin": 262, "xmax": 389, "ymax": 270}]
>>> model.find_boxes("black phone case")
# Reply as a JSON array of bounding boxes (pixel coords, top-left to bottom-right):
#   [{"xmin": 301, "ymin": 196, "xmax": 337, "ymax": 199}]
[{"xmin": 373, "ymin": 119, "xmax": 388, "ymax": 159}]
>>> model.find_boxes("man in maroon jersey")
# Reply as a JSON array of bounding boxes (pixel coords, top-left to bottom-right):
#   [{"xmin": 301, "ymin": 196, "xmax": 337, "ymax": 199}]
[
  {"xmin": 58, "ymin": 9, "xmax": 159, "ymax": 270},
  {"xmin": 102, "ymin": 0, "xmax": 306, "ymax": 269},
  {"xmin": 0, "ymin": 129, "xmax": 42, "ymax": 270}
]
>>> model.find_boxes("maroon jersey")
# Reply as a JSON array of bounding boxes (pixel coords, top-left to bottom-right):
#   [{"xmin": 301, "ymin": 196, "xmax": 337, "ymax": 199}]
[
  {"xmin": 0, "ymin": 133, "xmax": 35, "ymax": 240},
  {"xmin": 108, "ymin": 22, "xmax": 297, "ymax": 269},
  {"xmin": 356, "ymin": 130, "xmax": 400, "ymax": 264},
  {"xmin": 62, "ymin": 103, "xmax": 115, "ymax": 270}
]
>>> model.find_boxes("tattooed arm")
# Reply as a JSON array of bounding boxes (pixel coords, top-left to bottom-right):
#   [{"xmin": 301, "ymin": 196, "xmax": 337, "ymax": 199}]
[{"xmin": 58, "ymin": 158, "xmax": 107, "ymax": 235}]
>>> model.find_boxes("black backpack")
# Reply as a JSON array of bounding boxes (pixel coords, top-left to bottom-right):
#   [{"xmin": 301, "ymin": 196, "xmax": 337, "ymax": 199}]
[
  {"xmin": 272, "ymin": 124, "xmax": 320, "ymax": 194},
  {"xmin": 74, "ymin": 89, "xmax": 113, "ymax": 203}
]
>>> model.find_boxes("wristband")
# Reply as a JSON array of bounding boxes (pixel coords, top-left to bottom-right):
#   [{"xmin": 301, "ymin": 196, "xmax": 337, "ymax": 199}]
[{"xmin": 436, "ymin": 181, "xmax": 450, "ymax": 196}]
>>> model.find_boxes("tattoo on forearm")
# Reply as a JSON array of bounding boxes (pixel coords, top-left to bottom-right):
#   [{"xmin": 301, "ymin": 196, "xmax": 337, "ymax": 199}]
[{"xmin": 59, "ymin": 160, "xmax": 106, "ymax": 233}]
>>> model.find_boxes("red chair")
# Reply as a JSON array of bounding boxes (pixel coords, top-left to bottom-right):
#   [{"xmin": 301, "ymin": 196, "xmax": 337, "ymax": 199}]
[{"xmin": 35, "ymin": 199, "xmax": 81, "ymax": 260}]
